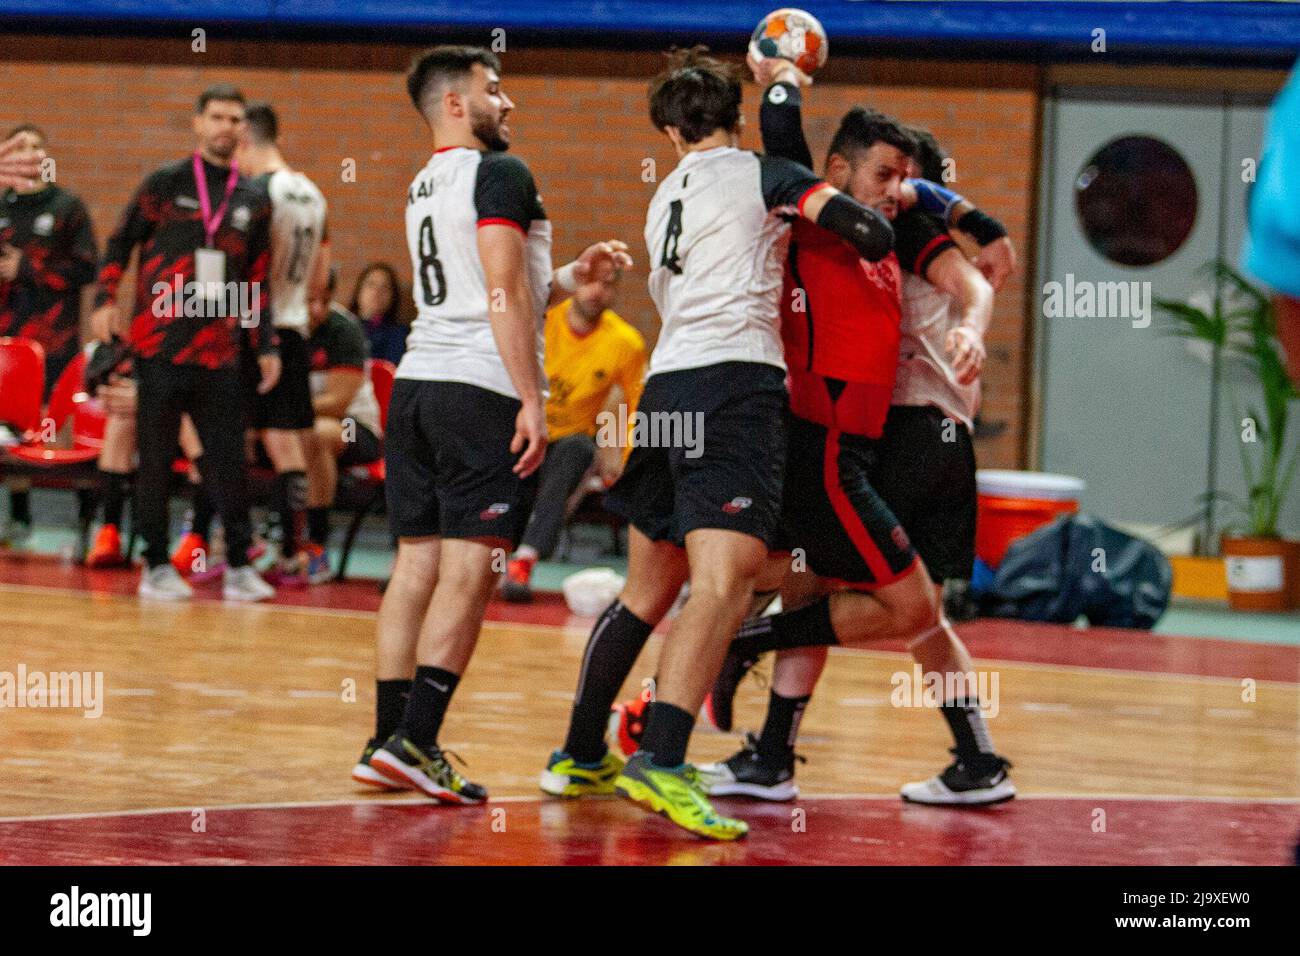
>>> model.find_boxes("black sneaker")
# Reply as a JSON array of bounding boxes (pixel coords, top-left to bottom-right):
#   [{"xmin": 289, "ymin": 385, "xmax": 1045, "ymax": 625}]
[
  {"xmin": 703, "ymin": 645, "xmax": 761, "ymax": 732},
  {"xmin": 368, "ymin": 734, "xmax": 488, "ymax": 804},
  {"xmin": 900, "ymin": 749, "xmax": 1016, "ymax": 806},
  {"xmin": 696, "ymin": 733, "xmax": 802, "ymax": 801}
]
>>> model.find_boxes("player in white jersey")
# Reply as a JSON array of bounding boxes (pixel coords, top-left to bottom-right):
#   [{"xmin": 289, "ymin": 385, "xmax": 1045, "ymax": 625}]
[
  {"xmin": 873, "ymin": 127, "xmax": 1012, "ymax": 622},
  {"xmin": 538, "ymin": 47, "xmax": 894, "ymax": 840},
  {"xmin": 231, "ymin": 102, "xmax": 329, "ymax": 583},
  {"xmin": 354, "ymin": 45, "xmax": 632, "ymax": 803}
]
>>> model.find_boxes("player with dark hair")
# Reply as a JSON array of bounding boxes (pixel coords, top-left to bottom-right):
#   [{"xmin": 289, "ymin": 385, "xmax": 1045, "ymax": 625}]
[
  {"xmin": 177, "ymin": 100, "xmax": 330, "ymax": 585},
  {"xmin": 352, "ymin": 45, "xmax": 632, "ymax": 802},
  {"xmin": 689, "ymin": 60, "xmax": 1013, "ymax": 806},
  {"xmin": 538, "ymin": 46, "xmax": 894, "ymax": 840},
  {"xmin": 89, "ymin": 84, "xmax": 279, "ymax": 602},
  {"xmin": 902, "ymin": 126, "xmax": 1017, "ymax": 293},
  {"xmin": 1, "ymin": 123, "xmax": 98, "ymax": 546}
]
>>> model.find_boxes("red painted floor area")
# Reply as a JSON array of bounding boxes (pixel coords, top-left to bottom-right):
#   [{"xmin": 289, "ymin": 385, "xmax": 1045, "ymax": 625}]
[
  {"xmin": 2, "ymin": 553, "xmax": 1297, "ymax": 682},
  {"xmin": 1, "ymin": 797, "xmax": 1295, "ymax": 866}
]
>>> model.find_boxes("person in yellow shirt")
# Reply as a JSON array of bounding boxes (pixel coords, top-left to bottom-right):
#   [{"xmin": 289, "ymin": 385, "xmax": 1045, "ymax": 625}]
[{"xmin": 501, "ymin": 267, "xmax": 646, "ymax": 601}]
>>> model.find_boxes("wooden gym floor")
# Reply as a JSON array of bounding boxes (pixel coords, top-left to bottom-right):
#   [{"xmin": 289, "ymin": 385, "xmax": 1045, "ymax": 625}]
[{"xmin": 0, "ymin": 553, "xmax": 1296, "ymax": 865}]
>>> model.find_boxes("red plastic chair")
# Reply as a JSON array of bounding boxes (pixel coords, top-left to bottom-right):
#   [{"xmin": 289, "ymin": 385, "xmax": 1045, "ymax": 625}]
[
  {"xmin": 335, "ymin": 359, "xmax": 395, "ymax": 580},
  {"xmin": 2, "ymin": 346, "xmax": 104, "ymax": 561},
  {"xmin": 0, "ymin": 337, "xmax": 46, "ymax": 437},
  {"xmin": 8, "ymin": 351, "xmax": 102, "ymax": 466},
  {"xmin": 370, "ymin": 359, "xmax": 396, "ymax": 431}
]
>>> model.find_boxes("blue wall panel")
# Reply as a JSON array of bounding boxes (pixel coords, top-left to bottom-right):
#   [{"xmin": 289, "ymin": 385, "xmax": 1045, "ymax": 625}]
[{"xmin": 1, "ymin": 1, "xmax": 1298, "ymax": 53}]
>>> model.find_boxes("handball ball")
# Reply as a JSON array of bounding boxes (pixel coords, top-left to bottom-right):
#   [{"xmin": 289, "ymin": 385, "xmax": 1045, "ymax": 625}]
[{"xmin": 749, "ymin": 8, "xmax": 829, "ymax": 75}]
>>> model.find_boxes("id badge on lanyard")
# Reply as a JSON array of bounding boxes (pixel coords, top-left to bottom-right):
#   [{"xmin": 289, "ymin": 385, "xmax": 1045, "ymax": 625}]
[{"xmin": 193, "ymin": 152, "xmax": 238, "ymax": 298}]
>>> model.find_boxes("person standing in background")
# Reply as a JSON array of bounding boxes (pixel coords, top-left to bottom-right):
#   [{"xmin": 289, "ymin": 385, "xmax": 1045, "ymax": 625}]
[
  {"xmin": 173, "ymin": 101, "xmax": 329, "ymax": 587},
  {"xmin": 89, "ymin": 84, "xmax": 280, "ymax": 602},
  {"xmin": 0, "ymin": 123, "xmax": 98, "ymax": 547}
]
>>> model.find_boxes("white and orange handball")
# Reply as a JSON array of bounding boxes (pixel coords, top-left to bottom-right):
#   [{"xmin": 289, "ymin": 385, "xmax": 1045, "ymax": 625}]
[{"xmin": 749, "ymin": 8, "xmax": 829, "ymax": 76}]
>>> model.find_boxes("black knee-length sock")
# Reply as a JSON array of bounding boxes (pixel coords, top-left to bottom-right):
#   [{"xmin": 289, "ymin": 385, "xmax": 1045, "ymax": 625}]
[{"xmin": 562, "ymin": 599, "xmax": 654, "ymax": 763}]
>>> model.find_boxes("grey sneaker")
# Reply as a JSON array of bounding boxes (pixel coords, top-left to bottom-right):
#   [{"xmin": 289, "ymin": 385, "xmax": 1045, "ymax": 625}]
[
  {"xmin": 222, "ymin": 565, "xmax": 275, "ymax": 602},
  {"xmin": 139, "ymin": 564, "xmax": 194, "ymax": 601}
]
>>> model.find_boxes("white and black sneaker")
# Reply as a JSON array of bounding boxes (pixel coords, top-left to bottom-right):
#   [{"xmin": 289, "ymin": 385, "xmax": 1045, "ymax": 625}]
[
  {"xmin": 697, "ymin": 733, "xmax": 802, "ymax": 802},
  {"xmin": 901, "ymin": 749, "xmax": 1016, "ymax": 806}
]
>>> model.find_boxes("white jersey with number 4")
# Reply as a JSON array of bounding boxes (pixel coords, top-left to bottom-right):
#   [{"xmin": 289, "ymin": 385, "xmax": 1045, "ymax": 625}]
[
  {"xmin": 265, "ymin": 168, "xmax": 327, "ymax": 332},
  {"xmin": 399, "ymin": 146, "xmax": 553, "ymax": 399},
  {"xmin": 644, "ymin": 145, "xmax": 822, "ymax": 376}
]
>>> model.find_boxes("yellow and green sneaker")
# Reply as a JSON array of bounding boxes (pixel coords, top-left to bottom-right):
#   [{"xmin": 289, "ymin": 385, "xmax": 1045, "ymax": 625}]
[
  {"xmin": 539, "ymin": 749, "xmax": 625, "ymax": 798},
  {"xmin": 614, "ymin": 752, "xmax": 749, "ymax": 841}
]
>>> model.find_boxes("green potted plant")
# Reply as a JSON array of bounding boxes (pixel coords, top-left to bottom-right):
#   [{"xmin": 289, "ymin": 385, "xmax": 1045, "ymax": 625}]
[{"xmin": 1156, "ymin": 261, "xmax": 1300, "ymax": 610}]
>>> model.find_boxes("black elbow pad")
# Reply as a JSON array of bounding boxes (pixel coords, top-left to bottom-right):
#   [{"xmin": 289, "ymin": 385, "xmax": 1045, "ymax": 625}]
[{"xmin": 815, "ymin": 192, "xmax": 894, "ymax": 262}]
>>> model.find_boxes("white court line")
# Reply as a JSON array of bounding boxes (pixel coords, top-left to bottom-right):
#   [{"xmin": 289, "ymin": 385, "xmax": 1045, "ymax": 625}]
[
  {"xmin": 4, "ymin": 581, "xmax": 1294, "ymax": 688},
  {"xmin": 1, "ymin": 791, "xmax": 1297, "ymax": 825}
]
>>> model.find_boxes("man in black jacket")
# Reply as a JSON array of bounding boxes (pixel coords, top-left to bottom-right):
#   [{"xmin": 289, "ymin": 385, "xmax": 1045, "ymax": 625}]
[
  {"xmin": 90, "ymin": 85, "xmax": 280, "ymax": 602},
  {"xmin": 0, "ymin": 123, "xmax": 98, "ymax": 546}
]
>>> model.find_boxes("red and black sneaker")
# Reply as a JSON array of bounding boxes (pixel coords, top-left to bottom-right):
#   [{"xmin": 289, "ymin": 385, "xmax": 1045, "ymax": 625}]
[
  {"xmin": 500, "ymin": 556, "xmax": 535, "ymax": 603},
  {"xmin": 608, "ymin": 695, "xmax": 649, "ymax": 757},
  {"xmin": 703, "ymin": 644, "xmax": 761, "ymax": 733}
]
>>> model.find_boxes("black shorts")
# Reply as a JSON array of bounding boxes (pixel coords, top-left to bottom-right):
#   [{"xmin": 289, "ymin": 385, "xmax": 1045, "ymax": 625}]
[
  {"xmin": 338, "ymin": 423, "xmax": 382, "ymax": 467},
  {"xmin": 605, "ymin": 361, "xmax": 787, "ymax": 548},
  {"xmin": 774, "ymin": 416, "xmax": 918, "ymax": 589},
  {"xmin": 245, "ymin": 328, "xmax": 314, "ymax": 431},
  {"xmin": 870, "ymin": 404, "xmax": 977, "ymax": 583},
  {"xmin": 384, "ymin": 379, "xmax": 537, "ymax": 545}
]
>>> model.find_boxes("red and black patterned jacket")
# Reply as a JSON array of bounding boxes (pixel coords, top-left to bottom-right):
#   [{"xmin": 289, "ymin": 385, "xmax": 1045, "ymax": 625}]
[
  {"xmin": 0, "ymin": 184, "xmax": 98, "ymax": 369},
  {"xmin": 94, "ymin": 155, "xmax": 277, "ymax": 368}
]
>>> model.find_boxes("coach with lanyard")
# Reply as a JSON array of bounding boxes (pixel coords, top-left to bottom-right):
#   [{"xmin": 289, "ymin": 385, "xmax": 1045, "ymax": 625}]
[{"xmin": 90, "ymin": 84, "xmax": 280, "ymax": 603}]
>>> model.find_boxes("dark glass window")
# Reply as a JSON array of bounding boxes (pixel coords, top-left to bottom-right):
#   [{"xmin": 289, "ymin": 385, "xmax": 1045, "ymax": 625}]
[{"xmin": 1075, "ymin": 135, "xmax": 1198, "ymax": 267}]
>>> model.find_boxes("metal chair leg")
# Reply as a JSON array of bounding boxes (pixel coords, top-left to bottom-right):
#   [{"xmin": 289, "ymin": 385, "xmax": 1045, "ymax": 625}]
[{"xmin": 335, "ymin": 483, "xmax": 383, "ymax": 582}]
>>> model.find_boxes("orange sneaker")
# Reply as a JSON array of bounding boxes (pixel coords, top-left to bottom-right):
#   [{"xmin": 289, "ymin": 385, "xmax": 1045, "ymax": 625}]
[
  {"xmin": 171, "ymin": 531, "xmax": 209, "ymax": 577},
  {"xmin": 85, "ymin": 524, "xmax": 126, "ymax": 569},
  {"xmin": 608, "ymin": 694, "xmax": 650, "ymax": 757}
]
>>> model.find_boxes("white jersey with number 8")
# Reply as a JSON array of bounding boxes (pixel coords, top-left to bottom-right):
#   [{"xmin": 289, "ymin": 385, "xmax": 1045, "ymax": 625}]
[{"xmin": 399, "ymin": 146, "xmax": 553, "ymax": 399}]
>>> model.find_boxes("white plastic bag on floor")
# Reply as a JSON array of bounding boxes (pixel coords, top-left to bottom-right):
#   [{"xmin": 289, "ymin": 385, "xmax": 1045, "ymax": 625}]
[{"xmin": 562, "ymin": 567, "xmax": 626, "ymax": 616}]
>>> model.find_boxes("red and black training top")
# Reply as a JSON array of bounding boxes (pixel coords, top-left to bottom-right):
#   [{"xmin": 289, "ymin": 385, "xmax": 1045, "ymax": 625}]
[
  {"xmin": 95, "ymin": 155, "xmax": 276, "ymax": 369},
  {"xmin": 760, "ymin": 80, "xmax": 954, "ymax": 438},
  {"xmin": 0, "ymin": 184, "xmax": 98, "ymax": 375}
]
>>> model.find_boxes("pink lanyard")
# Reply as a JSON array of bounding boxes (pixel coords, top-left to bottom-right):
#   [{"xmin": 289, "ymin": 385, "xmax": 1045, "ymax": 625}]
[{"xmin": 193, "ymin": 152, "xmax": 239, "ymax": 248}]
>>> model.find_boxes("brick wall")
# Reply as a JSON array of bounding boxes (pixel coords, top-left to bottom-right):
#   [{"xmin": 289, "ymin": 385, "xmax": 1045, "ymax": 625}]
[{"xmin": 0, "ymin": 35, "xmax": 1041, "ymax": 467}]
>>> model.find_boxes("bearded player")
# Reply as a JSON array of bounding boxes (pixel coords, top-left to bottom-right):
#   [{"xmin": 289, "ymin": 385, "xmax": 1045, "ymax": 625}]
[
  {"xmin": 689, "ymin": 59, "xmax": 1014, "ymax": 806},
  {"xmin": 350, "ymin": 46, "xmax": 632, "ymax": 802}
]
